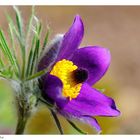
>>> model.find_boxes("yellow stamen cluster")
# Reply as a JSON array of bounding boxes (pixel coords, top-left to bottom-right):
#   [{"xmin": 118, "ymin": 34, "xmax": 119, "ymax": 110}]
[{"xmin": 50, "ymin": 59, "xmax": 82, "ymax": 100}]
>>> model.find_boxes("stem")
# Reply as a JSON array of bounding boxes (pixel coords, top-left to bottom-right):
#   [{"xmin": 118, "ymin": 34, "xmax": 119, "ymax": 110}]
[
  {"xmin": 15, "ymin": 97, "xmax": 30, "ymax": 134},
  {"xmin": 15, "ymin": 83, "xmax": 31, "ymax": 134},
  {"xmin": 50, "ymin": 109, "xmax": 64, "ymax": 134},
  {"xmin": 66, "ymin": 119, "xmax": 87, "ymax": 134},
  {"xmin": 16, "ymin": 118, "xmax": 27, "ymax": 134},
  {"xmin": 15, "ymin": 107, "xmax": 29, "ymax": 134}
]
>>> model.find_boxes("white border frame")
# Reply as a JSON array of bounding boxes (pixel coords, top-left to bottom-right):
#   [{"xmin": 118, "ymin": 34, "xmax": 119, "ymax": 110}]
[
  {"xmin": 0, "ymin": 0, "xmax": 140, "ymax": 5},
  {"xmin": 0, "ymin": 135, "xmax": 140, "ymax": 140}
]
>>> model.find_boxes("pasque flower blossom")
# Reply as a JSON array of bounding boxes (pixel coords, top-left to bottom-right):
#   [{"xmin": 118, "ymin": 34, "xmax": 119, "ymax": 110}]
[{"xmin": 38, "ymin": 15, "xmax": 120, "ymax": 132}]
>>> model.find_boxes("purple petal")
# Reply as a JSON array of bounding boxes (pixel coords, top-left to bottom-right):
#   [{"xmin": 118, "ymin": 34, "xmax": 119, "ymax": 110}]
[
  {"xmin": 59, "ymin": 83, "xmax": 120, "ymax": 117},
  {"xmin": 57, "ymin": 15, "xmax": 84, "ymax": 61},
  {"xmin": 41, "ymin": 74, "xmax": 68, "ymax": 108},
  {"xmin": 79, "ymin": 116, "xmax": 101, "ymax": 133},
  {"xmin": 70, "ymin": 46, "xmax": 111, "ymax": 85},
  {"xmin": 59, "ymin": 110, "xmax": 101, "ymax": 133},
  {"xmin": 38, "ymin": 34, "xmax": 63, "ymax": 71}
]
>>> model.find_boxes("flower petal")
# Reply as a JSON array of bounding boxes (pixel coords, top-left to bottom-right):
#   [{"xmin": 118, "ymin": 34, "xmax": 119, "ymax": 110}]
[
  {"xmin": 70, "ymin": 46, "xmax": 111, "ymax": 85},
  {"xmin": 41, "ymin": 74, "xmax": 68, "ymax": 108},
  {"xmin": 57, "ymin": 15, "xmax": 84, "ymax": 61},
  {"xmin": 38, "ymin": 34, "xmax": 63, "ymax": 71},
  {"xmin": 59, "ymin": 110, "xmax": 101, "ymax": 133},
  {"xmin": 79, "ymin": 116, "xmax": 101, "ymax": 133},
  {"xmin": 59, "ymin": 83, "xmax": 120, "ymax": 117}
]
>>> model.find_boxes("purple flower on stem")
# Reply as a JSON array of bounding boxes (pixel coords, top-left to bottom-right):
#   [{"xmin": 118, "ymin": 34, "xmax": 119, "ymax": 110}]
[{"xmin": 38, "ymin": 15, "xmax": 120, "ymax": 132}]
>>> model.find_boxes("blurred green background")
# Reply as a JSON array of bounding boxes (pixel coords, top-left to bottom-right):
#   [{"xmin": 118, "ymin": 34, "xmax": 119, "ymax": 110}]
[{"xmin": 0, "ymin": 6, "xmax": 140, "ymax": 134}]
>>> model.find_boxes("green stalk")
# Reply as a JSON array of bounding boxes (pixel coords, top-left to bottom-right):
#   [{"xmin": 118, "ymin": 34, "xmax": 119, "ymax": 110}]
[
  {"xmin": 26, "ymin": 6, "xmax": 35, "ymax": 41},
  {"xmin": 8, "ymin": 22, "xmax": 21, "ymax": 77},
  {"xmin": 13, "ymin": 6, "xmax": 26, "ymax": 80},
  {"xmin": 0, "ymin": 30, "xmax": 19, "ymax": 77},
  {"xmin": 25, "ymin": 65, "xmax": 50, "ymax": 81},
  {"xmin": 67, "ymin": 119, "xmax": 87, "ymax": 134},
  {"xmin": 15, "ymin": 85, "xmax": 31, "ymax": 134},
  {"xmin": 0, "ymin": 56, "xmax": 4, "ymax": 67},
  {"xmin": 16, "ymin": 106, "xmax": 29, "ymax": 134},
  {"xmin": 50, "ymin": 109, "xmax": 64, "ymax": 134}
]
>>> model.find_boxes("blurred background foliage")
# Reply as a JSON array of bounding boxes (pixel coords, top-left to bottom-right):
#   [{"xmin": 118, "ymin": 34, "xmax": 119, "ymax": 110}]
[{"xmin": 0, "ymin": 6, "xmax": 140, "ymax": 134}]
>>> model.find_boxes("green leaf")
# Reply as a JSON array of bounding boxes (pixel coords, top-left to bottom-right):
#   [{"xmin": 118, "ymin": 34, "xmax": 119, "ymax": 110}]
[
  {"xmin": 13, "ymin": 6, "xmax": 26, "ymax": 80},
  {"xmin": 40, "ymin": 27, "xmax": 50, "ymax": 56},
  {"xmin": 0, "ymin": 66, "xmax": 13, "ymax": 78},
  {"xmin": 13, "ymin": 6, "xmax": 24, "ymax": 38},
  {"xmin": 26, "ymin": 48, "xmax": 33, "ymax": 77},
  {"xmin": 67, "ymin": 119, "xmax": 88, "ymax": 134},
  {"xmin": 0, "ymin": 73, "xmax": 8, "ymax": 79},
  {"xmin": 25, "ymin": 66, "xmax": 50, "ymax": 81},
  {"xmin": 26, "ymin": 35, "xmax": 62, "ymax": 81},
  {"xmin": 1, "ymin": 6, "xmax": 52, "ymax": 82},
  {"xmin": 8, "ymin": 22, "xmax": 21, "ymax": 77},
  {"xmin": 6, "ymin": 13, "xmax": 25, "ymax": 79},
  {"xmin": 0, "ymin": 56, "xmax": 4, "ymax": 68},
  {"xmin": 0, "ymin": 29, "xmax": 19, "ymax": 77},
  {"xmin": 28, "ymin": 19, "xmax": 42, "ymax": 75},
  {"xmin": 26, "ymin": 6, "xmax": 35, "ymax": 36},
  {"xmin": 6, "ymin": 15, "xmax": 22, "ymax": 49},
  {"xmin": 25, "ymin": 6, "xmax": 35, "ymax": 47},
  {"xmin": 31, "ymin": 39, "xmax": 40, "ymax": 74}
]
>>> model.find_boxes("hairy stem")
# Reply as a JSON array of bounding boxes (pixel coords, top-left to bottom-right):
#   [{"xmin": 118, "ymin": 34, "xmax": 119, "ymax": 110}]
[
  {"xmin": 15, "ymin": 105, "xmax": 29, "ymax": 134},
  {"xmin": 15, "ymin": 83, "xmax": 31, "ymax": 134},
  {"xmin": 16, "ymin": 118, "xmax": 27, "ymax": 134},
  {"xmin": 15, "ymin": 97, "xmax": 30, "ymax": 134}
]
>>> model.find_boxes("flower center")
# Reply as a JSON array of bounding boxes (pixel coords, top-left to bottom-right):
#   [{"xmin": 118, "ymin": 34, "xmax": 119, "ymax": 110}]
[
  {"xmin": 72, "ymin": 68, "xmax": 88, "ymax": 84},
  {"xmin": 50, "ymin": 59, "xmax": 88, "ymax": 100}
]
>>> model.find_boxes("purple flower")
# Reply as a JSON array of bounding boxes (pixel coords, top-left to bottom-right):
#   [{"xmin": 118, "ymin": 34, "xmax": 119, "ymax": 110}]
[{"xmin": 38, "ymin": 15, "xmax": 120, "ymax": 132}]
